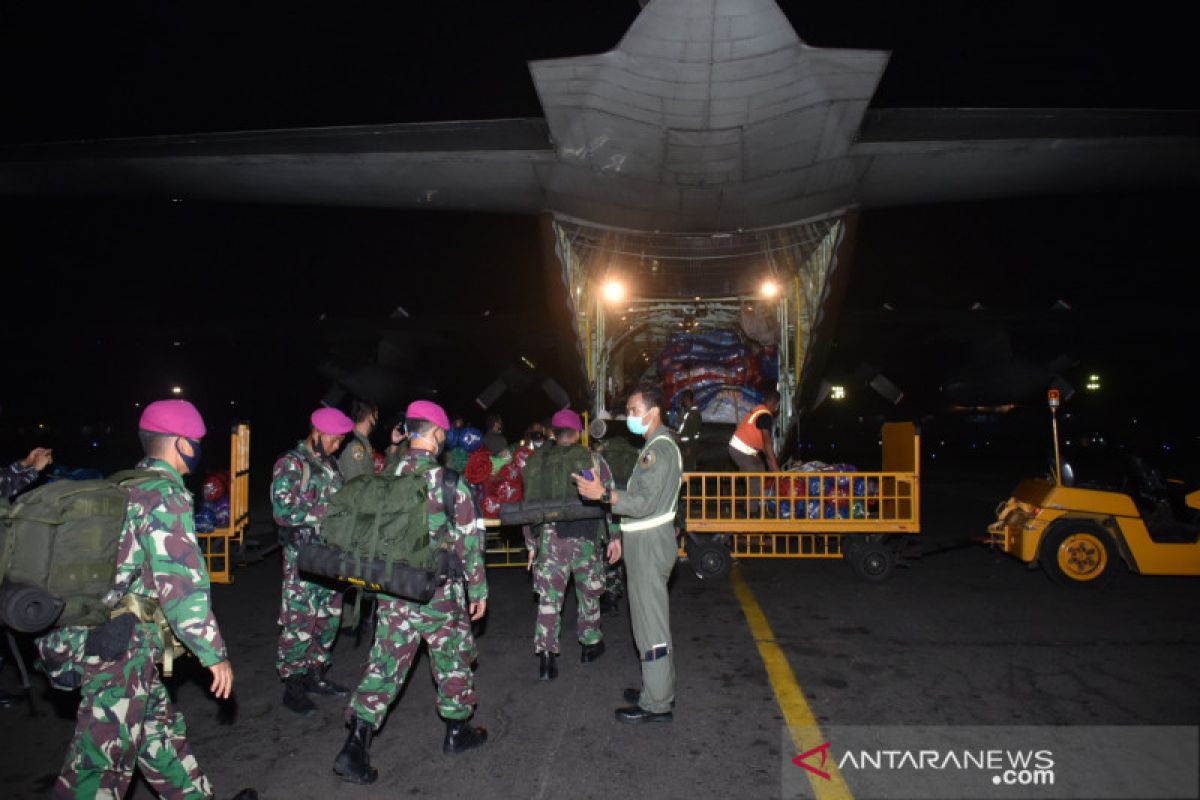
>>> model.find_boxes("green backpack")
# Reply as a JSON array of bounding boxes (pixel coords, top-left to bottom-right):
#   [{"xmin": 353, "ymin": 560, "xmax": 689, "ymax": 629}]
[
  {"xmin": 0, "ymin": 470, "xmax": 154, "ymax": 633},
  {"xmin": 523, "ymin": 445, "xmax": 595, "ymax": 502},
  {"xmin": 521, "ymin": 445, "xmax": 604, "ymax": 539},
  {"xmin": 296, "ymin": 466, "xmax": 462, "ymax": 603}
]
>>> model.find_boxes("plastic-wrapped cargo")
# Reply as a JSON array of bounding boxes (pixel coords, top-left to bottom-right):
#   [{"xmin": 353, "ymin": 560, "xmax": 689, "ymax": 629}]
[{"xmin": 697, "ymin": 385, "xmax": 763, "ymax": 424}]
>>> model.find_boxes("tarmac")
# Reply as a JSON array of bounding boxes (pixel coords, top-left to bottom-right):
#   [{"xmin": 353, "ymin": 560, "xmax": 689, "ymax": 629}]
[{"xmin": 2, "ymin": 468, "xmax": 1198, "ymax": 799}]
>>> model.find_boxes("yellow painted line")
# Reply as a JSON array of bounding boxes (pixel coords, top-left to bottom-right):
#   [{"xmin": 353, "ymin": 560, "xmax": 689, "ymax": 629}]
[{"xmin": 731, "ymin": 564, "xmax": 854, "ymax": 800}]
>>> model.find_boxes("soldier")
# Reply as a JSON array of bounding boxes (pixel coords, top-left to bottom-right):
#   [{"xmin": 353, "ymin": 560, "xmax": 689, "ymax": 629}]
[
  {"xmin": 575, "ymin": 383, "xmax": 683, "ymax": 724},
  {"xmin": 0, "ymin": 446, "xmax": 53, "ymax": 498},
  {"xmin": 1, "ymin": 448, "xmax": 53, "ymax": 709},
  {"xmin": 272, "ymin": 406, "xmax": 355, "ymax": 715},
  {"xmin": 35, "ymin": 399, "xmax": 252, "ymax": 798},
  {"xmin": 337, "ymin": 400, "xmax": 379, "ymax": 482},
  {"xmin": 591, "ymin": 420, "xmax": 639, "ymax": 615},
  {"xmin": 523, "ymin": 409, "xmax": 620, "ymax": 680},
  {"xmin": 334, "ymin": 400, "xmax": 489, "ymax": 785},
  {"xmin": 676, "ymin": 389, "xmax": 703, "ymax": 471}
]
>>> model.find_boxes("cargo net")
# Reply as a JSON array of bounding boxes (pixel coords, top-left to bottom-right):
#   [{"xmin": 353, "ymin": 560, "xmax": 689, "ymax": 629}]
[{"xmin": 554, "ymin": 216, "xmax": 841, "ymax": 417}]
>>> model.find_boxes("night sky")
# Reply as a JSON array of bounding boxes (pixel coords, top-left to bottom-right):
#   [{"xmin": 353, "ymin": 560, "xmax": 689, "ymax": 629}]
[{"xmin": 1, "ymin": 2, "xmax": 1197, "ymax": 476}]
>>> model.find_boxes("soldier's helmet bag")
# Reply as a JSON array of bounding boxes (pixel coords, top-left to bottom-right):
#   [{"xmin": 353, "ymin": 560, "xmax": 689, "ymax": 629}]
[
  {"xmin": 0, "ymin": 470, "xmax": 157, "ymax": 633},
  {"xmin": 296, "ymin": 465, "xmax": 462, "ymax": 603}
]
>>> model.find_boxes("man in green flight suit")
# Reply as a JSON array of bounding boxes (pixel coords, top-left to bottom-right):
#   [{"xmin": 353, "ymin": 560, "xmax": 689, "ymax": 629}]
[
  {"xmin": 338, "ymin": 400, "xmax": 380, "ymax": 482},
  {"xmin": 575, "ymin": 383, "xmax": 682, "ymax": 724},
  {"xmin": 35, "ymin": 399, "xmax": 253, "ymax": 799}
]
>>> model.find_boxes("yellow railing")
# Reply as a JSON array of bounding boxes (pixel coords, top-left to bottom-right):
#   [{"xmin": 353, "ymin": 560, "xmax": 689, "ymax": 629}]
[
  {"xmin": 197, "ymin": 423, "xmax": 250, "ymax": 584},
  {"xmin": 682, "ymin": 470, "xmax": 919, "ymax": 534}
]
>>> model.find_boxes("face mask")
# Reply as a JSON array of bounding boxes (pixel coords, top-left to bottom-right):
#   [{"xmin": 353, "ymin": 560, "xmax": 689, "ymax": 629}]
[
  {"xmin": 419, "ymin": 430, "xmax": 445, "ymax": 456},
  {"xmin": 176, "ymin": 437, "xmax": 202, "ymax": 474},
  {"xmin": 626, "ymin": 413, "xmax": 649, "ymax": 436}
]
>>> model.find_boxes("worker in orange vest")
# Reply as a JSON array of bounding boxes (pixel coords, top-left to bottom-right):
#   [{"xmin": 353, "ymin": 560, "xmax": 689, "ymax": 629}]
[
  {"xmin": 727, "ymin": 390, "xmax": 781, "ymax": 514},
  {"xmin": 728, "ymin": 389, "xmax": 781, "ymax": 472}
]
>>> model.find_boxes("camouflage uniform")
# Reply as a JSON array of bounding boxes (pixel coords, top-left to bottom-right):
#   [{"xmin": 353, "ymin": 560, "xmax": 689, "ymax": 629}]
[
  {"xmin": 0, "ymin": 459, "xmax": 38, "ymax": 498},
  {"xmin": 338, "ymin": 431, "xmax": 375, "ymax": 483},
  {"xmin": 597, "ymin": 435, "xmax": 640, "ymax": 601},
  {"xmin": 36, "ymin": 458, "xmax": 227, "ymax": 799},
  {"xmin": 271, "ymin": 442, "xmax": 344, "ymax": 680},
  {"xmin": 524, "ymin": 452, "xmax": 617, "ymax": 654},
  {"xmin": 347, "ymin": 450, "xmax": 488, "ymax": 728}
]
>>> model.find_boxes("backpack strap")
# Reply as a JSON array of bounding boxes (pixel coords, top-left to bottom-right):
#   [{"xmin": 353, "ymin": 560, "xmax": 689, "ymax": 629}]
[{"xmin": 441, "ymin": 468, "xmax": 459, "ymax": 529}]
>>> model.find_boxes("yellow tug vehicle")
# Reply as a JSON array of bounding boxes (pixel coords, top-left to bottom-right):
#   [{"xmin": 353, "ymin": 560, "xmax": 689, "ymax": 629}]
[{"xmin": 986, "ymin": 390, "xmax": 1200, "ymax": 586}]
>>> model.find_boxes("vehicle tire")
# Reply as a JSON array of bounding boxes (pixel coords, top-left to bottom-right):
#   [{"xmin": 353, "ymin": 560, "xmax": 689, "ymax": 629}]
[
  {"xmin": 848, "ymin": 538, "xmax": 896, "ymax": 583},
  {"xmin": 1040, "ymin": 521, "xmax": 1119, "ymax": 588},
  {"xmin": 686, "ymin": 535, "xmax": 732, "ymax": 580}
]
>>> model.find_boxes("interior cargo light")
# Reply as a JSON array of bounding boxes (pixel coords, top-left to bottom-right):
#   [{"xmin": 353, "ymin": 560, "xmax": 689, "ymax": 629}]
[
  {"xmin": 761, "ymin": 279, "xmax": 780, "ymax": 298},
  {"xmin": 602, "ymin": 279, "xmax": 626, "ymax": 304},
  {"xmin": 831, "ymin": 385, "xmax": 846, "ymax": 400}
]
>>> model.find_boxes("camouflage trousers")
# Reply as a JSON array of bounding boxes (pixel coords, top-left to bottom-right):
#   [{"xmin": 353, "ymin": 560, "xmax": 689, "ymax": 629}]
[
  {"xmin": 53, "ymin": 624, "xmax": 212, "ymax": 799},
  {"xmin": 533, "ymin": 531, "xmax": 604, "ymax": 654},
  {"xmin": 277, "ymin": 544, "xmax": 343, "ymax": 679},
  {"xmin": 600, "ymin": 529, "xmax": 626, "ymax": 599},
  {"xmin": 347, "ymin": 581, "xmax": 478, "ymax": 729}
]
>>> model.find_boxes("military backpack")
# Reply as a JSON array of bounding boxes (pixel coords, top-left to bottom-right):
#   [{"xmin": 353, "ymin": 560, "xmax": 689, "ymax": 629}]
[
  {"xmin": 521, "ymin": 445, "xmax": 604, "ymax": 539},
  {"xmin": 296, "ymin": 465, "xmax": 463, "ymax": 603},
  {"xmin": 0, "ymin": 470, "xmax": 155, "ymax": 633}
]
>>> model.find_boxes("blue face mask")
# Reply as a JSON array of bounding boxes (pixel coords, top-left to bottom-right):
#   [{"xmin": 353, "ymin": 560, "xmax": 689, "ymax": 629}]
[
  {"xmin": 626, "ymin": 413, "xmax": 649, "ymax": 436},
  {"xmin": 176, "ymin": 437, "xmax": 202, "ymax": 474}
]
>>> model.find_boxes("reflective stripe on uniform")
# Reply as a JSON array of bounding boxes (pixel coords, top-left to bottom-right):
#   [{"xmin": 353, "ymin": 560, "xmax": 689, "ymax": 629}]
[
  {"xmin": 621, "ymin": 511, "xmax": 678, "ymax": 532},
  {"xmin": 729, "ymin": 435, "xmax": 758, "ymax": 456},
  {"xmin": 620, "ymin": 432, "xmax": 683, "ymax": 533}
]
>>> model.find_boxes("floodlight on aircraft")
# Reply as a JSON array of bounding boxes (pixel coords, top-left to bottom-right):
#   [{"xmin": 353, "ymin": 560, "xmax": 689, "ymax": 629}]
[{"xmin": 602, "ymin": 278, "xmax": 626, "ymax": 304}]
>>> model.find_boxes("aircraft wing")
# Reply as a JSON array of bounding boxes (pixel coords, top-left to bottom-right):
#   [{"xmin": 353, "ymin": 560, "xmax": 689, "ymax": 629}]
[
  {"xmin": 0, "ymin": 118, "xmax": 555, "ymax": 214},
  {"xmin": 3, "ymin": 108, "xmax": 1196, "ymax": 227},
  {"xmin": 854, "ymin": 108, "xmax": 1200, "ymax": 209}
]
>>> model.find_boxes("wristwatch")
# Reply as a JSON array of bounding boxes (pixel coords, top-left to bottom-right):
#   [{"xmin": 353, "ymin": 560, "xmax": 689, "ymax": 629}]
[{"xmin": 600, "ymin": 489, "xmax": 612, "ymax": 504}]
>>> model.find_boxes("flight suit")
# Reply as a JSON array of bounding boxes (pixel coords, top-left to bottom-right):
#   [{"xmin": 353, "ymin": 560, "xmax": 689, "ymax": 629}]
[
  {"xmin": 346, "ymin": 450, "xmax": 488, "ymax": 727},
  {"xmin": 271, "ymin": 443, "xmax": 344, "ymax": 680},
  {"xmin": 37, "ymin": 458, "xmax": 227, "ymax": 799},
  {"xmin": 612, "ymin": 427, "xmax": 683, "ymax": 714}
]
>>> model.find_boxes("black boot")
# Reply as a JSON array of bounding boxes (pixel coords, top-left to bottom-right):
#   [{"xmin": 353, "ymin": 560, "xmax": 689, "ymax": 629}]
[
  {"xmin": 538, "ymin": 652, "xmax": 558, "ymax": 681},
  {"xmin": 623, "ymin": 687, "xmax": 675, "ymax": 708},
  {"xmin": 443, "ymin": 718, "xmax": 488, "ymax": 755},
  {"xmin": 228, "ymin": 790, "xmax": 259, "ymax": 800},
  {"xmin": 282, "ymin": 674, "xmax": 316, "ymax": 715},
  {"xmin": 333, "ymin": 717, "xmax": 379, "ymax": 784},
  {"xmin": 580, "ymin": 641, "xmax": 606, "ymax": 663},
  {"xmin": 303, "ymin": 669, "xmax": 349, "ymax": 696}
]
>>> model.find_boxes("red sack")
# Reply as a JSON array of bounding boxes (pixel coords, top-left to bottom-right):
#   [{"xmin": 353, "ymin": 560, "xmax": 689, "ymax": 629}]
[{"xmin": 465, "ymin": 450, "xmax": 494, "ymax": 484}]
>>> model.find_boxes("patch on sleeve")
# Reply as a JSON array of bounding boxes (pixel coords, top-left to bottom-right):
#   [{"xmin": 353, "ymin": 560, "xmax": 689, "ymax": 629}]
[
  {"xmin": 351, "ymin": 445, "xmax": 365, "ymax": 461},
  {"xmin": 640, "ymin": 450, "xmax": 656, "ymax": 469}
]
